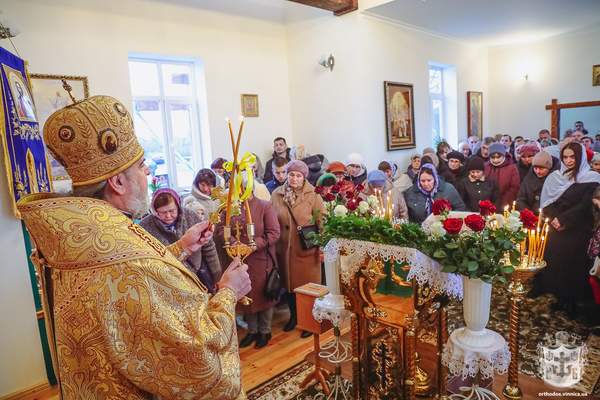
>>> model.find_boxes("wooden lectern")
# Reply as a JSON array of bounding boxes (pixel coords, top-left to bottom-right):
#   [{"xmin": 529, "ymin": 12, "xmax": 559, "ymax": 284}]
[{"xmin": 294, "ymin": 283, "xmax": 332, "ymax": 395}]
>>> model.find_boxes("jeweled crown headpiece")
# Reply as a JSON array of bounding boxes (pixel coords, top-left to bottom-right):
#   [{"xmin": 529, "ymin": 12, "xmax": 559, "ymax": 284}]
[{"xmin": 43, "ymin": 85, "xmax": 143, "ymax": 187}]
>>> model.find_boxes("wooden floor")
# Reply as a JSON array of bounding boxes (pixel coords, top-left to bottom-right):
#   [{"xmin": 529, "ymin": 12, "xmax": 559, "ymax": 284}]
[{"xmin": 14, "ymin": 304, "xmax": 592, "ymax": 399}]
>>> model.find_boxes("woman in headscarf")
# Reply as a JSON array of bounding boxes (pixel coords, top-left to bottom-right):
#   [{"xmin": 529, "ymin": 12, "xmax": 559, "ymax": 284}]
[
  {"xmin": 403, "ymin": 163, "xmax": 466, "ymax": 224},
  {"xmin": 271, "ymin": 160, "xmax": 325, "ymax": 338},
  {"xmin": 140, "ymin": 188, "xmax": 221, "ymax": 293},
  {"xmin": 530, "ymin": 142, "xmax": 600, "ymax": 318}
]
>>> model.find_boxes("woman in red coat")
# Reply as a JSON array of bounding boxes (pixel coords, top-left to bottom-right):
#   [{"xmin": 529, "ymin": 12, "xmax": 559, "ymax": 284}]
[
  {"xmin": 484, "ymin": 142, "xmax": 521, "ymax": 208},
  {"xmin": 215, "ymin": 194, "xmax": 281, "ymax": 349}
]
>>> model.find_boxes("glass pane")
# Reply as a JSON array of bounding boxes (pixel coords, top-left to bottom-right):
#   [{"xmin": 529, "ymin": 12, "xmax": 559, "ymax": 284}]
[
  {"xmin": 432, "ymin": 99, "xmax": 443, "ymax": 139},
  {"xmin": 169, "ymin": 103, "xmax": 195, "ymax": 188},
  {"xmin": 429, "ymin": 68, "xmax": 442, "ymax": 94},
  {"xmin": 162, "ymin": 63, "xmax": 193, "ymax": 97},
  {"xmin": 129, "ymin": 61, "xmax": 160, "ymax": 97},
  {"xmin": 132, "ymin": 99, "xmax": 170, "ymax": 188}
]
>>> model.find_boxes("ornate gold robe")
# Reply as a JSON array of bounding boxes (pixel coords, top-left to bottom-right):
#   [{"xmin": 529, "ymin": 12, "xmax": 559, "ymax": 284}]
[{"xmin": 18, "ymin": 194, "xmax": 245, "ymax": 399}]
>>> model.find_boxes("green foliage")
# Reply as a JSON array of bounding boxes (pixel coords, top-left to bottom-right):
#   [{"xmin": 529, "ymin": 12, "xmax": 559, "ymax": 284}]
[{"xmin": 312, "ymin": 214, "xmax": 525, "ymax": 284}]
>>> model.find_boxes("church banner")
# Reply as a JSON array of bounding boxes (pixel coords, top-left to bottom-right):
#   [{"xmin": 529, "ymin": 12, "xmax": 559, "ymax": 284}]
[{"xmin": 0, "ymin": 46, "xmax": 52, "ymax": 217}]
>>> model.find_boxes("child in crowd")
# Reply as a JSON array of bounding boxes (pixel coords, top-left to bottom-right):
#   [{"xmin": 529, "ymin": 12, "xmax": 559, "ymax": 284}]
[
  {"xmin": 516, "ymin": 151, "xmax": 553, "ymax": 212},
  {"xmin": 484, "ymin": 143, "xmax": 520, "ymax": 208},
  {"xmin": 591, "ymin": 153, "xmax": 600, "ymax": 174},
  {"xmin": 456, "ymin": 157, "xmax": 499, "ymax": 212},
  {"xmin": 265, "ymin": 157, "xmax": 288, "ymax": 193}
]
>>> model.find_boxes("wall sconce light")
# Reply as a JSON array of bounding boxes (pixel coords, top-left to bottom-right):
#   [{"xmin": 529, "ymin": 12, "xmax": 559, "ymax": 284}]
[{"xmin": 319, "ymin": 54, "xmax": 335, "ymax": 72}]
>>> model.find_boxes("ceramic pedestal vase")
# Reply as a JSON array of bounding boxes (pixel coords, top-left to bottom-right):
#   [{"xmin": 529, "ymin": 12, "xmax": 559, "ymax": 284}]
[
  {"xmin": 455, "ymin": 276, "xmax": 495, "ymax": 348},
  {"xmin": 323, "ymin": 253, "xmax": 347, "ymax": 310}
]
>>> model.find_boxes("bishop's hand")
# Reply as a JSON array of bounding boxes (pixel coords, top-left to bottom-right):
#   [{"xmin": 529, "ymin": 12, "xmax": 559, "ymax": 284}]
[
  {"xmin": 217, "ymin": 258, "xmax": 252, "ymax": 301},
  {"xmin": 180, "ymin": 221, "xmax": 215, "ymax": 254}
]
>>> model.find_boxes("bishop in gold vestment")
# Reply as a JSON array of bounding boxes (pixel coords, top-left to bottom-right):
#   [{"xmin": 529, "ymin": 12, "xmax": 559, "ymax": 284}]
[{"xmin": 18, "ymin": 95, "xmax": 248, "ymax": 399}]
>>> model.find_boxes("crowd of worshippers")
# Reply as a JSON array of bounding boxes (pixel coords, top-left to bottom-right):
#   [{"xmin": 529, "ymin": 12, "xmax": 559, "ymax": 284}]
[{"xmin": 140, "ymin": 123, "xmax": 600, "ymax": 348}]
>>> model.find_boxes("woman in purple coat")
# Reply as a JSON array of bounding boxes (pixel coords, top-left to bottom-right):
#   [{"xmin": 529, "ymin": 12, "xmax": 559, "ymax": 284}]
[{"xmin": 215, "ymin": 193, "xmax": 281, "ymax": 349}]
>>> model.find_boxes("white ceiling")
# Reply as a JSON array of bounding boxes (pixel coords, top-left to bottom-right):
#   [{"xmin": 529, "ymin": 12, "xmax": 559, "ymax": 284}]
[
  {"xmin": 143, "ymin": 0, "xmax": 329, "ymax": 23},
  {"xmin": 364, "ymin": 0, "xmax": 600, "ymax": 46}
]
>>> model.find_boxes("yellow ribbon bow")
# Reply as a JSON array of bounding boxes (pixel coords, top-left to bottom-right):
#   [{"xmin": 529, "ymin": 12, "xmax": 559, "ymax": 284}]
[{"xmin": 223, "ymin": 152, "xmax": 256, "ymax": 202}]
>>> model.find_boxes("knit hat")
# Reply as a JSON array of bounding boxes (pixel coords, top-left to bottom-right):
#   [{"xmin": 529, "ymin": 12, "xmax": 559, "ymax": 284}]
[
  {"xmin": 466, "ymin": 157, "xmax": 485, "ymax": 172},
  {"xmin": 316, "ymin": 173, "xmax": 337, "ymax": 187},
  {"xmin": 346, "ymin": 152, "xmax": 364, "ymax": 166},
  {"xmin": 488, "ymin": 143, "xmax": 506, "ymax": 156},
  {"xmin": 367, "ymin": 170, "xmax": 387, "ymax": 187},
  {"xmin": 518, "ymin": 143, "xmax": 540, "ymax": 157},
  {"xmin": 422, "ymin": 147, "xmax": 435, "ymax": 156},
  {"xmin": 592, "ymin": 153, "xmax": 600, "ymax": 164},
  {"xmin": 326, "ymin": 161, "xmax": 346, "ymax": 174},
  {"xmin": 532, "ymin": 151, "xmax": 552, "ymax": 169},
  {"xmin": 447, "ymin": 151, "xmax": 465, "ymax": 163},
  {"xmin": 286, "ymin": 160, "xmax": 309, "ymax": 178}
]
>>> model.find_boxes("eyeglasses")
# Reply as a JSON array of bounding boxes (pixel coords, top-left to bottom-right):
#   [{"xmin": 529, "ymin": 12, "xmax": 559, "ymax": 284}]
[{"xmin": 156, "ymin": 208, "xmax": 178, "ymax": 217}]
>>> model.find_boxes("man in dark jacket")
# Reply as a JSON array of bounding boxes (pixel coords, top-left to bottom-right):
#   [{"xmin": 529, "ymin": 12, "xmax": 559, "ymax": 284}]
[
  {"xmin": 265, "ymin": 157, "xmax": 288, "ymax": 193},
  {"xmin": 456, "ymin": 157, "xmax": 499, "ymax": 212},
  {"xmin": 516, "ymin": 151, "xmax": 554, "ymax": 213},
  {"xmin": 263, "ymin": 137, "xmax": 291, "ymax": 183}
]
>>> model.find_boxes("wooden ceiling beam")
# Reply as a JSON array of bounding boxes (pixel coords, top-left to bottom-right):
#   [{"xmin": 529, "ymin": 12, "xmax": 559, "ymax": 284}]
[{"xmin": 288, "ymin": 0, "xmax": 358, "ymax": 16}]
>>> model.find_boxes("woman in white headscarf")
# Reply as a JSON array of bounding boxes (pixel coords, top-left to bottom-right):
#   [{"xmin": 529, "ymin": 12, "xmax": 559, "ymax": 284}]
[{"xmin": 530, "ymin": 142, "xmax": 600, "ymax": 318}]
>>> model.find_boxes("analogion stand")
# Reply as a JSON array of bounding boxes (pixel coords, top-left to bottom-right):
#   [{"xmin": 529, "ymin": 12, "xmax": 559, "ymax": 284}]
[{"xmin": 295, "ymin": 283, "xmax": 333, "ymax": 396}]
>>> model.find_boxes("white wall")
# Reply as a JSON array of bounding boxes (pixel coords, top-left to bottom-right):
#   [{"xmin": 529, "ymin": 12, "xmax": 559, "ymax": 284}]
[
  {"xmin": 3, "ymin": 0, "xmax": 294, "ymax": 165},
  {"xmin": 286, "ymin": 12, "xmax": 489, "ymax": 171},
  {"xmin": 488, "ymin": 25, "xmax": 600, "ymax": 139},
  {"xmin": 0, "ymin": 151, "xmax": 47, "ymax": 395}
]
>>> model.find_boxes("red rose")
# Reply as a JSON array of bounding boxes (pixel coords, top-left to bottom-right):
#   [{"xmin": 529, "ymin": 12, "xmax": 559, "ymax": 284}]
[
  {"xmin": 345, "ymin": 191, "xmax": 355, "ymax": 199},
  {"xmin": 324, "ymin": 193, "xmax": 336, "ymax": 202},
  {"xmin": 478, "ymin": 200, "xmax": 496, "ymax": 217},
  {"xmin": 347, "ymin": 198, "xmax": 358, "ymax": 211},
  {"xmin": 465, "ymin": 214, "xmax": 486, "ymax": 232},
  {"xmin": 442, "ymin": 218, "xmax": 463, "ymax": 235},
  {"xmin": 520, "ymin": 209, "xmax": 538, "ymax": 230},
  {"xmin": 355, "ymin": 184, "xmax": 365, "ymax": 193},
  {"xmin": 330, "ymin": 184, "xmax": 340, "ymax": 194},
  {"xmin": 315, "ymin": 185, "xmax": 325, "ymax": 194},
  {"xmin": 432, "ymin": 199, "xmax": 452, "ymax": 216}
]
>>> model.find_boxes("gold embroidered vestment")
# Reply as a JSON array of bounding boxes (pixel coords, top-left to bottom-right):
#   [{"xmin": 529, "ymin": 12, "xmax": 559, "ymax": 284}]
[{"xmin": 18, "ymin": 194, "xmax": 245, "ymax": 399}]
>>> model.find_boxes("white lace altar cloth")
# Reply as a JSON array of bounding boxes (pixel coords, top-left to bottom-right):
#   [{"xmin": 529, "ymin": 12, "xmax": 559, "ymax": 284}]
[
  {"xmin": 323, "ymin": 238, "xmax": 463, "ymax": 300},
  {"xmin": 442, "ymin": 328, "xmax": 511, "ymax": 379}
]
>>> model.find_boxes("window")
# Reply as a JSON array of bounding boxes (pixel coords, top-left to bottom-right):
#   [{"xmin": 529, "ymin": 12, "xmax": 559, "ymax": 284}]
[
  {"xmin": 428, "ymin": 63, "xmax": 458, "ymax": 147},
  {"xmin": 128, "ymin": 57, "xmax": 202, "ymax": 189},
  {"xmin": 429, "ymin": 65, "xmax": 445, "ymax": 143}
]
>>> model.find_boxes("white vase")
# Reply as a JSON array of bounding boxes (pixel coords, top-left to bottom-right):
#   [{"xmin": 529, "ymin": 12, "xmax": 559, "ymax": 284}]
[
  {"xmin": 324, "ymin": 253, "xmax": 343, "ymax": 295},
  {"xmin": 455, "ymin": 276, "xmax": 495, "ymax": 349}
]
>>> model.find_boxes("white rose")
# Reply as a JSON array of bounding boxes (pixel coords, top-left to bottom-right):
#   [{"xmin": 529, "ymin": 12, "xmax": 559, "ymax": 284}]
[
  {"xmin": 358, "ymin": 201, "xmax": 370, "ymax": 214},
  {"xmin": 367, "ymin": 195, "xmax": 378, "ymax": 207},
  {"xmin": 428, "ymin": 220, "xmax": 447, "ymax": 237},
  {"xmin": 505, "ymin": 215, "xmax": 523, "ymax": 232},
  {"xmin": 333, "ymin": 204, "xmax": 348, "ymax": 217}
]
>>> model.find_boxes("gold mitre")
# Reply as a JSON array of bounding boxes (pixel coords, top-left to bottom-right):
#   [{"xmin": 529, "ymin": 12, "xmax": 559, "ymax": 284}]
[{"xmin": 44, "ymin": 95, "xmax": 144, "ymax": 187}]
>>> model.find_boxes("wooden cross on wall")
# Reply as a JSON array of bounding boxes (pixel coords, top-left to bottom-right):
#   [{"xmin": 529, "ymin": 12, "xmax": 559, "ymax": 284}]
[{"xmin": 545, "ymin": 98, "xmax": 600, "ymax": 139}]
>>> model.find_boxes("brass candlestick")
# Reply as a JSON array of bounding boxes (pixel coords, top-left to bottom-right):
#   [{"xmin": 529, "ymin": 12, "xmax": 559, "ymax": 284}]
[
  {"xmin": 502, "ymin": 261, "xmax": 546, "ymax": 400},
  {"xmin": 211, "ymin": 117, "xmax": 257, "ymax": 306}
]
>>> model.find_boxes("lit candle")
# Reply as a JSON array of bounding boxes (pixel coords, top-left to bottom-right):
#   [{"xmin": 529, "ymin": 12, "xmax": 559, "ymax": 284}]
[
  {"xmin": 540, "ymin": 225, "xmax": 549, "ymax": 260},
  {"xmin": 504, "ymin": 205, "xmax": 509, "ymax": 219},
  {"xmin": 386, "ymin": 192, "xmax": 392, "ymax": 220},
  {"xmin": 244, "ymin": 200, "xmax": 253, "ymax": 225},
  {"xmin": 512, "ymin": 201, "xmax": 516, "ymax": 212}
]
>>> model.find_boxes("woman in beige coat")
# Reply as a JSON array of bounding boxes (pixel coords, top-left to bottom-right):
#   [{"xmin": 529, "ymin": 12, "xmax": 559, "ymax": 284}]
[{"xmin": 271, "ymin": 160, "xmax": 325, "ymax": 338}]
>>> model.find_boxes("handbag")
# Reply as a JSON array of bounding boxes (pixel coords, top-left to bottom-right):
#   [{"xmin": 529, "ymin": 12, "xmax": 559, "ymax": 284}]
[
  {"xmin": 264, "ymin": 247, "xmax": 282, "ymax": 300},
  {"xmin": 285, "ymin": 203, "xmax": 319, "ymax": 250}
]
